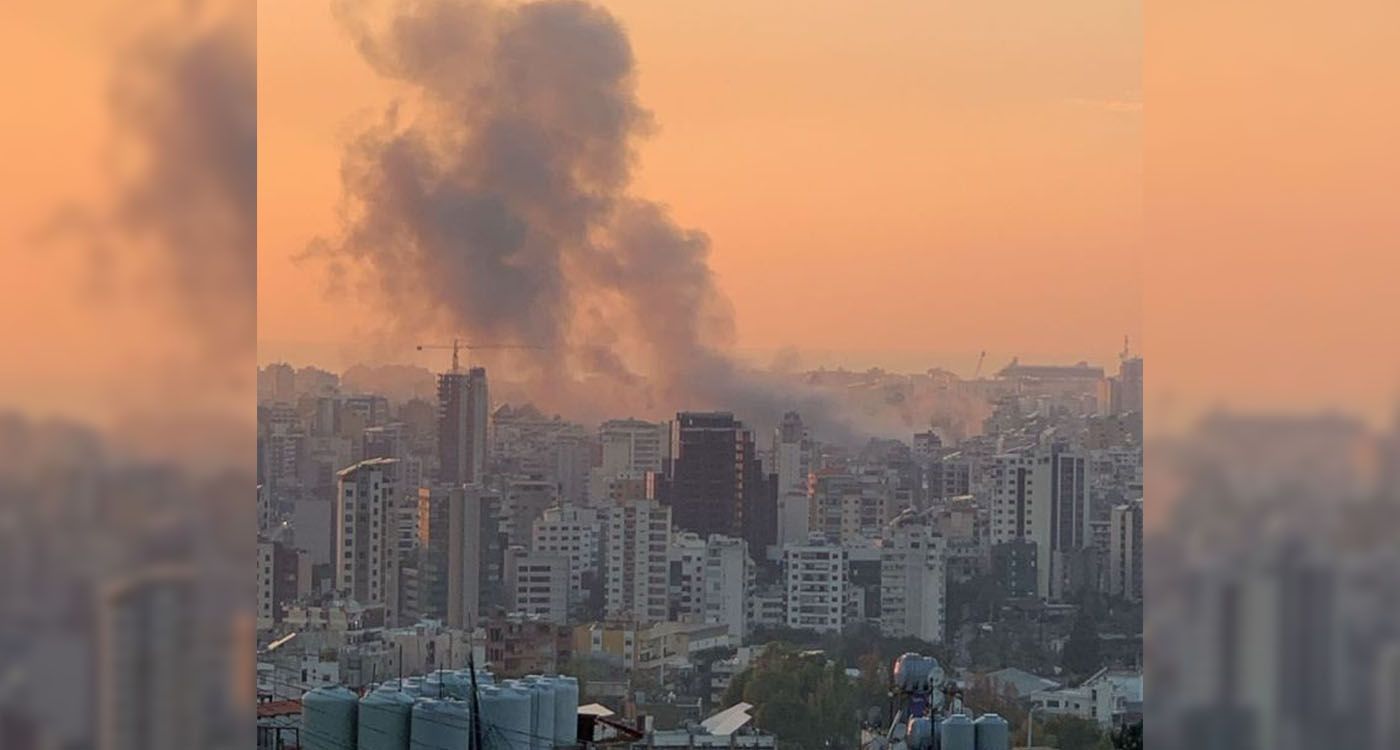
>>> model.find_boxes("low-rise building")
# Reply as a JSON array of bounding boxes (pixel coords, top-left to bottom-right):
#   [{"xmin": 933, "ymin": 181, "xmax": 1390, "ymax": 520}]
[
  {"xmin": 483, "ymin": 614, "xmax": 572, "ymax": 677},
  {"xmin": 1028, "ymin": 668, "xmax": 1143, "ymax": 727},
  {"xmin": 573, "ymin": 621, "xmax": 640, "ymax": 672},
  {"xmin": 637, "ymin": 622, "xmax": 733, "ymax": 674}
]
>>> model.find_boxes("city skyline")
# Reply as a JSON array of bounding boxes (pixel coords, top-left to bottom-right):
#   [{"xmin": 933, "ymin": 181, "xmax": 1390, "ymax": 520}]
[{"xmin": 257, "ymin": 0, "xmax": 1142, "ymax": 398}]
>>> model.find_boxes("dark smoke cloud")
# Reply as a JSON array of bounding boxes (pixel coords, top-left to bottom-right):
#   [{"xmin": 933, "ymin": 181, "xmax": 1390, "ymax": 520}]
[
  {"xmin": 315, "ymin": 0, "xmax": 867, "ymax": 441},
  {"xmin": 46, "ymin": 0, "xmax": 255, "ymax": 363}
]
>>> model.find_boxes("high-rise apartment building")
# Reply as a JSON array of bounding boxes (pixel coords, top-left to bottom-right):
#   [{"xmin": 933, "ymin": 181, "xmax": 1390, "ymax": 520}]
[
  {"xmin": 704, "ymin": 535, "xmax": 753, "ymax": 639},
  {"xmin": 989, "ymin": 444, "xmax": 1092, "ymax": 600},
  {"xmin": 667, "ymin": 531, "xmax": 707, "ymax": 622},
  {"xmin": 774, "ymin": 412, "xmax": 815, "ymax": 549},
  {"xmin": 784, "ymin": 538, "xmax": 848, "ymax": 633},
  {"xmin": 532, "ymin": 505, "xmax": 603, "ymax": 616},
  {"xmin": 1107, "ymin": 499, "xmax": 1144, "ymax": 602},
  {"xmin": 1109, "ymin": 356, "xmax": 1143, "ymax": 415},
  {"xmin": 810, "ymin": 471, "xmax": 889, "ymax": 545},
  {"xmin": 670, "ymin": 413, "xmax": 773, "ymax": 554},
  {"xmin": 504, "ymin": 547, "xmax": 570, "ymax": 625},
  {"xmin": 603, "ymin": 500, "xmax": 672, "ymax": 625},
  {"xmin": 335, "ymin": 457, "xmax": 401, "ymax": 624},
  {"xmin": 437, "ymin": 367, "xmax": 489, "ymax": 485},
  {"xmin": 446, "ymin": 484, "xmax": 503, "ymax": 629},
  {"xmin": 880, "ymin": 510, "xmax": 947, "ymax": 644},
  {"xmin": 256, "ymin": 537, "xmax": 305, "ymax": 631},
  {"xmin": 599, "ymin": 418, "xmax": 669, "ymax": 477},
  {"xmin": 502, "ymin": 475, "xmax": 559, "ymax": 547},
  {"xmin": 98, "ymin": 566, "xmax": 202, "ymax": 750}
]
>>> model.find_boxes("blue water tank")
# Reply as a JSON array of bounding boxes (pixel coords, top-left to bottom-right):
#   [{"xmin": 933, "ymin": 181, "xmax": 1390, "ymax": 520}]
[
  {"xmin": 940, "ymin": 714, "xmax": 975, "ymax": 750},
  {"xmin": 906, "ymin": 717, "xmax": 935, "ymax": 750},
  {"xmin": 519, "ymin": 677, "xmax": 556, "ymax": 750},
  {"xmin": 397, "ymin": 677, "xmax": 424, "ymax": 697},
  {"xmin": 479, "ymin": 684, "xmax": 533, "ymax": 750},
  {"xmin": 358, "ymin": 688, "xmax": 414, "ymax": 750},
  {"xmin": 442, "ymin": 668, "xmax": 495, "ymax": 700},
  {"xmin": 302, "ymin": 686, "xmax": 359, "ymax": 750},
  {"xmin": 487, "ymin": 685, "xmax": 529, "ymax": 750},
  {"xmin": 420, "ymin": 673, "xmax": 448, "ymax": 699},
  {"xmin": 973, "ymin": 713, "xmax": 1010, "ymax": 750},
  {"xmin": 441, "ymin": 671, "xmax": 471, "ymax": 701},
  {"xmin": 893, "ymin": 653, "xmax": 943, "ymax": 692},
  {"xmin": 409, "ymin": 699, "xmax": 470, "ymax": 750},
  {"xmin": 551, "ymin": 675, "xmax": 579, "ymax": 745}
]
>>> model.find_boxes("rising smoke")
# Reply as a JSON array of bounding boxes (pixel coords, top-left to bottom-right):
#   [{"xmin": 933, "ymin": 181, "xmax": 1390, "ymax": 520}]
[{"xmin": 315, "ymin": 0, "xmax": 864, "ymax": 439}]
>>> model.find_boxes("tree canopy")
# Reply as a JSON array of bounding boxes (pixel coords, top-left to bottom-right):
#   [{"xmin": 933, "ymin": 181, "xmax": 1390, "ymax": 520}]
[{"xmin": 722, "ymin": 643, "xmax": 863, "ymax": 749}]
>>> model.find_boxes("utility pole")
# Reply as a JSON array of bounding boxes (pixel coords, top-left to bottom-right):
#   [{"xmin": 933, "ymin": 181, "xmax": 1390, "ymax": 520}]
[{"xmin": 467, "ymin": 647, "xmax": 484, "ymax": 750}]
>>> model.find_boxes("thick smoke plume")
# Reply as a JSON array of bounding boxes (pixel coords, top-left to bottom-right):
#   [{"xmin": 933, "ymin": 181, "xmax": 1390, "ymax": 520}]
[
  {"xmin": 49, "ymin": 0, "xmax": 255, "ymax": 363},
  {"xmin": 316, "ymin": 0, "xmax": 859, "ymax": 439},
  {"xmin": 31, "ymin": 0, "xmax": 254, "ymax": 455}
]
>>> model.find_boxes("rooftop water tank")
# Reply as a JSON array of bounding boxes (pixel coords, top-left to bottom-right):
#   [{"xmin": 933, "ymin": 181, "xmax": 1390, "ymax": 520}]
[
  {"xmin": 893, "ymin": 653, "xmax": 944, "ymax": 693},
  {"xmin": 443, "ymin": 668, "xmax": 495, "ymax": 700},
  {"xmin": 397, "ymin": 677, "xmax": 424, "ymax": 697},
  {"xmin": 409, "ymin": 699, "xmax": 470, "ymax": 750},
  {"xmin": 479, "ymin": 684, "xmax": 533, "ymax": 750},
  {"xmin": 551, "ymin": 675, "xmax": 579, "ymax": 745},
  {"xmin": 302, "ymin": 685, "xmax": 358, "ymax": 750},
  {"xmin": 940, "ymin": 714, "xmax": 974, "ymax": 750},
  {"xmin": 421, "ymin": 673, "xmax": 449, "ymax": 699},
  {"xmin": 906, "ymin": 717, "xmax": 935, "ymax": 750},
  {"xmin": 519, "ymin": 677, "xmax": 556, "ymax": 750},
  {"xmin": 359, "ymin": 688, "xmax": 414, "ymax": 750},
  {"xmin": 973, "ymin": 713, "xmax": 1010, "ymax": 750},
  {"xmin": 442, "ymin": 671, "xmax": 471, "ymax": 701}
]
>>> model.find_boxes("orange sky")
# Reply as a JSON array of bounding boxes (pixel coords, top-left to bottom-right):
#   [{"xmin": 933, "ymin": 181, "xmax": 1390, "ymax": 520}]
[
  {"xmin": 0, "ymin": 0, "xmax": 253, "ymax": 430},
  {"xmin": 258, "ymin": 0, "xmax": 1143, "ymax": 375},
  {"xmin": 0, "ymin": 1, "xmax": 143, "ymax": 421},
  {"xmin": 1144, "ymin": 0, "xmax": 1400, "ymax": 432},
  {"xmin": 9, "ymin": 0, "xmax": 1396, "ymax": 432}
]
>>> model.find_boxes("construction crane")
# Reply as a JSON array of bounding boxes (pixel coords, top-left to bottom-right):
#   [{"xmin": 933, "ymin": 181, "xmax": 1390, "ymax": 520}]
[{"xmin": 415, "ymin": 338, "xmax": 543, "ymax": 373}]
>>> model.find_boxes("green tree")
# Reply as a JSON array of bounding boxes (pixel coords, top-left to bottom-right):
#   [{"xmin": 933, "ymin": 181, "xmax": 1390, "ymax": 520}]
[
  {"xmin": 1040, "ymin": 715, "xmax": 1105, "ymax": 750},
  {"xmin": 722, "ymin": 644, "xmax": 862, "ymax": 749},
  {"xmin": 1112, "ymin": 722, "xmax": 1143, "ymax": 750},
  {"xmin": 560, "ymin": 654, "xmax": 623, "ymax": 703},
  {"xmin": 1060, "ymin": 611, "xmax": 1102, "ymax": 677}
]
